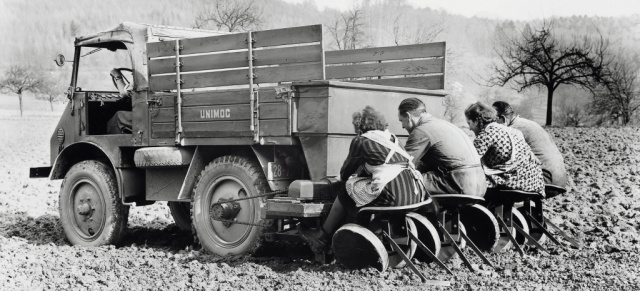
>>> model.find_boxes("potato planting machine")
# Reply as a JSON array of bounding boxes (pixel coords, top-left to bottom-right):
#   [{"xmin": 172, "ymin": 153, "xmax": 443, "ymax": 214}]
[{"xmin": 29, "ymin": 22, "xmax": 578, "ymax": 285}]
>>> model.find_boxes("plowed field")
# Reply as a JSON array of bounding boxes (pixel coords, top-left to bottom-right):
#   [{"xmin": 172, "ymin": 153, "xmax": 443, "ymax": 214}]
[{"xmin": 1, "ymin": 116, "xmax": 639, "ymax": 290}]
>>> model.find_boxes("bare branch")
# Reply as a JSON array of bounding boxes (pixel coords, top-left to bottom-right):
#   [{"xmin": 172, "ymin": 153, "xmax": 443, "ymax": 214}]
[
  {"xmin": 193, "ymin": 0, "xmax": 262, "ymax": 32},
  {"xmin": 590, "ymin": 50, "xmax": 640, "ymax": 125},
  {"xmin": 325, "ymin": 6, "xmax": 368, "ymax": 50},
  {"xmin": 488, "ymin": 22, "xmax": 608, "ymax": 125}
]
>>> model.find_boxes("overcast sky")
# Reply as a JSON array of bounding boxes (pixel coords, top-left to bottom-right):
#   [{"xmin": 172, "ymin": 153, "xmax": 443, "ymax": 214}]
[{"xmin": 282, "ymin": 0, "xmax": 639, "ymax": 20}]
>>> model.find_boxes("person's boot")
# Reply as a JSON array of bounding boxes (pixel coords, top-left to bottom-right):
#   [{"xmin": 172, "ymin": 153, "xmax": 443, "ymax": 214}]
[{"xmin": 297, "ymin": 224, "xmax": 331, "ymax": 253}]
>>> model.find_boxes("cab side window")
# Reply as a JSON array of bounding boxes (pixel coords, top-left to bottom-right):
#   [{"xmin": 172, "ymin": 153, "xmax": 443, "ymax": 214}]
[{"xmin": 75, "ymin": 44, "xmax": 133, "ymax": 135}]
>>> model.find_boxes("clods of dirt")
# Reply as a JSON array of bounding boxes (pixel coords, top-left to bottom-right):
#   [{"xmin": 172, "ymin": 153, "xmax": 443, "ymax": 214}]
[{"xmin": 1, "ymin": 117, "xmax": 640, "ymax": 290}]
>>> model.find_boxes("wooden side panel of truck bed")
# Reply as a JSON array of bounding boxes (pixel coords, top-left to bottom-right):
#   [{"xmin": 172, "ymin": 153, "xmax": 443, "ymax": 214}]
[
  {"xmin": 146, "ymin": 25, "xmax": 324, "ymax": 144},
  {"xmin": 149, "ymin": 88, "xmax": 290, "ymax": 139},
  {"xmin": 145, "ymin": 24, "xmax": 447, "ymax": 146}
]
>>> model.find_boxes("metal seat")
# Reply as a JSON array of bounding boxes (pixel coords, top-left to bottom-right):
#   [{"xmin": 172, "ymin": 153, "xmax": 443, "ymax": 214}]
[
  {"xmin": 357, "ymin": 198, "xmax": 434, "ymax": 216},
  {"xmin": 431, "ymin": 194, "xmax": 484, "ymax": 209},
  {"xmin": 484, "ymin": 188, "xmax": 543, "ymax": 205}
]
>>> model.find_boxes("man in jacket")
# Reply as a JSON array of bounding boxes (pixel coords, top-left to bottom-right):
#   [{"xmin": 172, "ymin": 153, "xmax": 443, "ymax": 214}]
[{"xmin": 398, "ymin": 98, "xmax": 486, "ymax": 196}]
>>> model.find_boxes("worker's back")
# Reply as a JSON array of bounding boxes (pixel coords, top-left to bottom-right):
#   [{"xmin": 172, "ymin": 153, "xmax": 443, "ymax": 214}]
[{"xmin": 510, "ymin": 117, "xmax": 569, "ymax": 188}]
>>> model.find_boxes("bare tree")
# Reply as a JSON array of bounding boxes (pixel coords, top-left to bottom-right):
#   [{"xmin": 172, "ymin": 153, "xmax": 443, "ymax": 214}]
[
  {"xmin": 326, "ymin": 7, "xmax": 368, "ymax": 50},
  {"xmin": 489, "ymin": 22, "xmax": 607, "ymax": 125},
  {"xmin": 389, "ymin": 11, "xmax": 460, "ymax": 77},
  {"xmin": 0, "ymin": 65, "xmax": 43, "ymax": 117},
  {"xmin": 36, "ymin": 74, "xmax": 67, "ymax": 111},
  {"xmin": 193, "ymin": 0, "xmax": 262, "ymax": 32},
  {"xmin": 391, "ymin": 15, "xmax": 443, "ymax": 46},
  {"xmin": 590, "ymin": 52, "xmax": 640, "ymax": 125}
]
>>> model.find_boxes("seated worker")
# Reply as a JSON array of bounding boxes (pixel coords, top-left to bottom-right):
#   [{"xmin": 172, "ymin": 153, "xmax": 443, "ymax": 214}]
[
  {"xmin": 106, "ymin": 68, "xmax": 133, "ymax": 134},
  {"xmin": 492, "ymin": 101, "xmax": 569, "ymax": 189},
  {"xmin": 397, "ymin": 98, "xmax": 486, "ymax": 196},
  {"xmin": 464, "ymin": 102, "xmax": 545, "ymax": 194},
  {"xmin": 299, "ymin": 106, "xmax": 431, "ymax": 253}
]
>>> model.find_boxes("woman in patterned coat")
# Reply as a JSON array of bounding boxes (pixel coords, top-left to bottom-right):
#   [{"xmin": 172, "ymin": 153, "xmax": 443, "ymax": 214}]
[
  {"xmin": 299, "ymin": 106, "xmax": 431, "ymax": 253},
  {"xmin": 464, "ymin": 102, "xmax": 545, "ymax": 194}
]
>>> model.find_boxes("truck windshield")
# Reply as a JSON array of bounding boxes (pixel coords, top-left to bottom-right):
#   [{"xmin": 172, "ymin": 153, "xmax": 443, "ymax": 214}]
[{"xmin": 76, "ymin": 45, "xmax": 132, "ymax": 92}]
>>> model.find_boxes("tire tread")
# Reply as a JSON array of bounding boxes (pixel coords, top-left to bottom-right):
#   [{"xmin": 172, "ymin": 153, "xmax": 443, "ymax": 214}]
[
  {"xmin": 190, "ymin": 155, "xmax": 269, "ymax": 256},
  {"xmin": 59, "ymin": 160, "xmax": 129, "ymax": 246}
]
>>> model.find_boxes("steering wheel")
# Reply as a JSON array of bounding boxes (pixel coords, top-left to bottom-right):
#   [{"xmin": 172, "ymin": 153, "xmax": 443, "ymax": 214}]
[{"xmin": 110, "ymin": 67, "xmax": 133, "ymax": 89}]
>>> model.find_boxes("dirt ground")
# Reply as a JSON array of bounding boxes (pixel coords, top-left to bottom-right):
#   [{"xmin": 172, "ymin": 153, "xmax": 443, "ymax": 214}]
[{"xmin": 1, "ymin": 112, "xmax": 639, "ymax": 290}]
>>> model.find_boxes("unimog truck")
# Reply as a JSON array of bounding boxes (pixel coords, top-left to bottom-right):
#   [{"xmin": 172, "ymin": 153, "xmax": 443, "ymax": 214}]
[{"xmin": 30, "ymin": 22, "xmax": 447, "ymax": 257}]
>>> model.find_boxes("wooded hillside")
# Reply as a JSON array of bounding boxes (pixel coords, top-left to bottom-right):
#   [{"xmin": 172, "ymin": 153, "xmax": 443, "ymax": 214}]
[{"xmin": 1, "ymin": 0, "xmax": 638, "ymax": 123}]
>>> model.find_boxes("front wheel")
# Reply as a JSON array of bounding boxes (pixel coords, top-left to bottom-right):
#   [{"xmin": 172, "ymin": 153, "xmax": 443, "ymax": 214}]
[
  {"xmin": 59, "ymin": 160, "xmax": 129, "ymax": 246},
  {"xmin": 191, "ymin": 155, "xmax": 269, "ymax": 256}
]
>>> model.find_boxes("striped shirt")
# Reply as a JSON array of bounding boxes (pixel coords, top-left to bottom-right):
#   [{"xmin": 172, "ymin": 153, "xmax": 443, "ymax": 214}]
[{"xmin": 340, "ymin": 135, "xmax": 426, "ymax": 207}]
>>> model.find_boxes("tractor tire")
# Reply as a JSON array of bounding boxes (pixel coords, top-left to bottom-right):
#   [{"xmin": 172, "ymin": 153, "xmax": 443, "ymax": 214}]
[
  {"xmin": 59, "ymin": 160, "xmax": 129, "ymax": 246},
  {"xmin": 169, "ymin": 201, "xmax": 192, "ymax": 231},
  {"xmin": 191, "ymin": 155, "xmax": 270, "ymax": 256}
]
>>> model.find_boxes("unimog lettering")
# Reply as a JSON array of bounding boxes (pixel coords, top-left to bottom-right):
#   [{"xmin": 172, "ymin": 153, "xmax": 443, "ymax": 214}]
[{"xmin": 200, "ymin": 108, "xmax": 231, "ymax": 119}]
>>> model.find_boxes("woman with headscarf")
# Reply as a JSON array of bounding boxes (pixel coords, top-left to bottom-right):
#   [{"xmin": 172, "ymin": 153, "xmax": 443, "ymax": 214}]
[
  {"xmin": 298, "ymin": 106, "xmax": 431, "ymax": 253},
  {"xmin": 464, "ymin": 102, "xmax": 544, "ymax": 194}
]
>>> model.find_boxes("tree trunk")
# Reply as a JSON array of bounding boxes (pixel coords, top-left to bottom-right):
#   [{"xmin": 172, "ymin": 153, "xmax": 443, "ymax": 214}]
[
  {"xmin": 18, "ymin": 92, "xmax": 23, "ymax": 117},
  {"xmin": 545, "ymin": 88, "xmax": 554, "ymax": 126}
]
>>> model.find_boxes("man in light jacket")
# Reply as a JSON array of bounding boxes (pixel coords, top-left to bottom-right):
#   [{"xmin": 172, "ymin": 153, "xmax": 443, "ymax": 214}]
[
  {"xmin": 398, "ymin": 98, "xmax": 486, "ymax": 196},
  {"xmin": 492, "ymin": 101, "xmax": 569, "ymax": 189}
]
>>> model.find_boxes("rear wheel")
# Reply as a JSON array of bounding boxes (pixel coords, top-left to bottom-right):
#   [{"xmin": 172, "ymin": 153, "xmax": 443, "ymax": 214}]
[
  {"xmin": 512, "ymin": 208, "xmax": 529, "ymax": 246},
  {"xmin": 333, "ymin": 224, "xmax": 389, "ymax": 271},
  {"xmin": 406, "ymin": 212, "xmax": 441, "ymax": 263},
  {"xmin": 437, "ymin": 222, "xmax": 466, "ymax": 262},
  {"xmin": 459, "ymin": 204, "xmax": 500, "ymax": 252},
  {"xmin": 492, "ymin": 208, "xmax": 519, "ymax": 253},
  {"xmin": 191, "ymin": 155, "xmax": 269, "ymax": 256},
  {"xmin": 386, "ymin": 218, "xmax": 417, "ymax": 268},
  {"xmin": 517, "ymin": 202, "xmax": 548, "ymax": 247},
  {"xmin": 168, "ymin": 201, "xmax": 192, "ymax": 231},
  {"xmin": 59, "ymin": 160, "xmax": 129, "ymax": 246}
]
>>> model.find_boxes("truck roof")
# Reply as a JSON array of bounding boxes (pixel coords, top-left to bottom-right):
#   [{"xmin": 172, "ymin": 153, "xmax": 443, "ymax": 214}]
[{"xmin": 74, "ymin": 21, "xmax": 227, "ymax": 48}]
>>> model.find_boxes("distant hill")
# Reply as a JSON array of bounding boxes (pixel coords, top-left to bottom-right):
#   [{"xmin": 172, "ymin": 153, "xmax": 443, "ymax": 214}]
[{"xmin": 1, "ymin": 0, "xmax": 638, "ymax": 124}]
